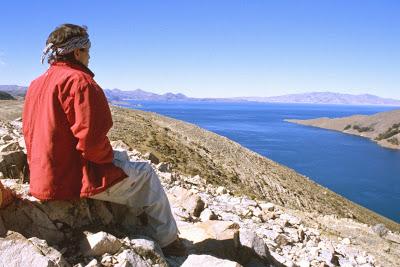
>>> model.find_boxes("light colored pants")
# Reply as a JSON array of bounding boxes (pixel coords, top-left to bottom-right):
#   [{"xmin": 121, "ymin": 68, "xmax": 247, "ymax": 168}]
[{"xmin": 90, "ymin": 151, "xmax": 178, "ymax": 247}]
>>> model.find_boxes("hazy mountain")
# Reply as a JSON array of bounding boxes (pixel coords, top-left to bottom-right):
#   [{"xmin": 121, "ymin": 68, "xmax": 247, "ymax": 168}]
[
  {"xmin": 235, "ymin": 92, "xmax": 400, "ymax": 106},
  {"xmin": 0, "ymin": 85, "xmax": 28, "ymax": 97},
  {"xmin": 104, "ymin": 88, "xmax": 190, "ymax": 101},
  {"xmin": 0, "ymin": 91, "xmax": 16, "ymax": 100}
]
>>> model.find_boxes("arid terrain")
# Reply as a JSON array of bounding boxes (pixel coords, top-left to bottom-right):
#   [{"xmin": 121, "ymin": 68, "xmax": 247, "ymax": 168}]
[
  {"xmin": 1, "ymin": 100, "xmax": 399, "ymax": 266},
  {"xmin": 286, "ymin": 109, "xmax": 400, "ymax": 150}
]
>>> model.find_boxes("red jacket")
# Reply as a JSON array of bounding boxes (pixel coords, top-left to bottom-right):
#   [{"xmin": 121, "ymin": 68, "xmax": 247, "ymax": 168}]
[{"xmin": 23, "ymin": 61, "xmax": 127, "ymax": 200}]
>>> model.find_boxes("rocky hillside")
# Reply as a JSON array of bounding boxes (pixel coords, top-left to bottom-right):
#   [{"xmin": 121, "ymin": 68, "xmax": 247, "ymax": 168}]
[
  {"xmin": 286, "ymin": 109, "xmax": 400, "ymax": 150},
  {"xmin": 0, "ymin": 91, "xmax": 15, "ymax": 100},
  {"xmin": 1, "ymin": 100, "xmax": 400, "ymax": 266}
]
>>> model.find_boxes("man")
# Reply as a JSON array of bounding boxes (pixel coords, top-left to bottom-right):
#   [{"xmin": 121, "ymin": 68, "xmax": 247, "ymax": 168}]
[{"xmin": 23, "ymin": 24, "xmax": 185, "ymax": 256}]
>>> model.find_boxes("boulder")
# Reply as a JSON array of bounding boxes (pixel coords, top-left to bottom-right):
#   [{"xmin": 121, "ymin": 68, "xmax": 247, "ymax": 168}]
[
  {"xmin": 81, "ymin": 231, "xmax": 122, "ymax": 257},
  {"xmin": 0, "ymin": 231, "xmax": 69, "ymax": 267},
  {"xmin": 0, "ymin": 150, "xmax": 27, "ymax": 180},
  {"xmin": 239, "ymin": 230, "xmax": 272, "ymax": 264},
  {"xmin": 179, "ymin": 221, "xmax": 240, "ymax": 260},
  {"xmin": 143, "ymin": 152, "xmax": 160, "ymax": 164},
  {"xmin": 169, "ymin": 186, "xmax": 205, "ymax": 217},
  {"xmin": 181, "ymin": 254, "xmax": 243, "ymax": 267},
  {"xmin": 115, "ymin": 250, "xmax": 152, "ymax": 267}
]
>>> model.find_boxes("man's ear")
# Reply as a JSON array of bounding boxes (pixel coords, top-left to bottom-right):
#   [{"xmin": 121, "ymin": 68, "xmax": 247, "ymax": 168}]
[{"xmin": 73, "ymin": 48, "xmax": 80, "ymax": 60}]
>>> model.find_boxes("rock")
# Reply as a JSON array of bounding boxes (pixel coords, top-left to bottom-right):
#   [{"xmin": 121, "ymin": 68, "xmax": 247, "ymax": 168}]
[
  {"xmin": 143, "ymin": 152, "xmax": 160, "ymax": 164},
  {"xmin": 81, "ymin": 232, "xmax": 122, "ymax": 257},
  {"xmin": 0, "ymin": 141, "xmax": 21, "ymax": 152},
  {"xmin": 1, "ymin": 200, "xmax": 65, "ymax": 244},
  {"xmin": 115, "ymin": 249, "xmax": 152, "ymax": 267},
  {"xmin": 199, "ymin": 208, "xmax": 217, "ymax": 221},
  {"xmin": 129, "ymin": 236, "xmax": 168, "ymax": 266},
  {"xmin": 156, "ymin": 162, "xmax": 170, "ymax": 172},
  {"xmin": 181, "ymin": 254, "xmax": 243, "ymax": 267},
  {"xmin": 279, "ymin": 213, "xmax": 301, "ymax": 225},
  {"xmin": 239, "ymin": 230, "xmax": 272, "ymax": 264},
  {"xmin": 111, "ymin": 140, "xmax": 132, "ymax": 151},
  {"xmin": 259, "ymin": 202, "xmax": 275, "ymax": 212},
  {"xmin": 179, "ymin": 221, "xmax": 240, "ymax": 260},
  {"xmin": 0, "ymin": 150, "xmax": 27, "ymax": 180},
  {"xmin": 29, "ymin": 237, "xmax": 70, "ymax": 266},
  {"xmin": 169, "ymin": 187, "xmax": 205, "ymax": 217},
  {"xmin": 0, "ymin": 231, "xmax": 69, "ymax": 267},
  {"xmin": 1, "ymin": 135, "xmax": 13, "ymax": 142},
  {"xmin": 216, "ymin": 186, "xmax": 228, "ymax": 195},
  {"xmin": 341, "ymin": 237, "xmax": 351, "ymax": 245},
  {"xmin": 275, "ymin": 234, "xmax": 291, "ymax": 247},
  {"xmin": 185, "ymin": 174, "xmax": 205, "ymax": 185},
  {"xmin": 299, "ymin": 259, "xmax": 311, "ymax": 267},
  {"xmin": 372, "ymin": 223, "xmax": 388, "ymax": 237},
  {"xmin": 85, "ymin": 259, "xmax": 100, "ymax": 267},
  {"xmin": 385, "ymin": 232, "xmax": 400, "ymax": 244}
]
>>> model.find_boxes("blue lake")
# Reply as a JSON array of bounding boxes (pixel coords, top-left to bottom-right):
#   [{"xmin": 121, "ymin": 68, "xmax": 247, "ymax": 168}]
[{"xmin": 122, "ymin": 101, "xmax": 400, "ymax": 223}]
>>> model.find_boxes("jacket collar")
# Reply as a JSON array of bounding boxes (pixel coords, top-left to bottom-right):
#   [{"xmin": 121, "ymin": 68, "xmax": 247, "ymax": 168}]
[{"xmin": 51, "ymin": 61, "xmax": 95, "ymax": 78}]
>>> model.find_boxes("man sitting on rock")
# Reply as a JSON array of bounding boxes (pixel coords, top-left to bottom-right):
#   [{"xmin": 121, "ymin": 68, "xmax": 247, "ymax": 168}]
[{"xmin": 22, "ymin": 23, "xmax": 185, "ymax": 256}]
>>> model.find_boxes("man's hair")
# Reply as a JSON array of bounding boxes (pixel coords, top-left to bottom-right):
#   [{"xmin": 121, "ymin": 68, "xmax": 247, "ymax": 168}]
[{"xmin": 45, "ymin": 24, "xmax": 89, "ymax": 63}]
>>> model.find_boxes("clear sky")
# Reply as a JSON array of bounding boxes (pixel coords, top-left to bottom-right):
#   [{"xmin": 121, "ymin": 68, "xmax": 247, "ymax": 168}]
[{"xmin": 0, "ymin": 0, "xmax": 399, "ymax": 98}]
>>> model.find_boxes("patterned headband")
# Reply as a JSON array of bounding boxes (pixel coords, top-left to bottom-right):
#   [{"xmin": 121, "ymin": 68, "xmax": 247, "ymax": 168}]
[{"xmin": 41, "ymin": 36, "xmax": 91, "ymax": 64}]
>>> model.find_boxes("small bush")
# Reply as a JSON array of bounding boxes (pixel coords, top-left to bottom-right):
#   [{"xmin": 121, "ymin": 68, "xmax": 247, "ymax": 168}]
[
  {"xmin": 344, "ymin": 124, "xmax": 351, "ymax": 130},
  {"xmin": 387, "ymin": 137, "xmax": 399, "ymax": 145},
  {"xmin": 375, "ymin": 123, "xmax": 400, "ymax": 140},
  {"xmin": 352, "ymin": 125, "xmax": 374, "ymax": 132}
]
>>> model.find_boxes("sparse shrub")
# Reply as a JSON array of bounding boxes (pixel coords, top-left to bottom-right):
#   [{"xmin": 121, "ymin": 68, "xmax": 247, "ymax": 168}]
[
  {"xmin": 375, "ymin": 123, "xmax": 400, "ymax": 140},
  {"xmin": 352, "ymin": 125, "xmax": 374, "ymax": 132},
  {"xmin": 387, "ymin": 137, "xmax": 399, "ymax": 145},
  {"xmin": 344, "ymin": 124, "xmax": 351, "ymax": 130}
]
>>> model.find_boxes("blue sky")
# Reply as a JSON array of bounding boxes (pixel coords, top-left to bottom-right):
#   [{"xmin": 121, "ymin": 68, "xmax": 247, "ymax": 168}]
[{"xmin": 0, "ymin": 0, "xmax": 399, "ymax": 98}]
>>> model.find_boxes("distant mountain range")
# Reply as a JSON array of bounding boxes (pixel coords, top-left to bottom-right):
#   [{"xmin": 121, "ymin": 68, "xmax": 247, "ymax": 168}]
[
  {"xmin": 2, "ymin": 85, "xmax": 400, "ymax": 106},
  {"xmin": 234, "ymin": 92, "xmax": 400, "ymax": 106}
]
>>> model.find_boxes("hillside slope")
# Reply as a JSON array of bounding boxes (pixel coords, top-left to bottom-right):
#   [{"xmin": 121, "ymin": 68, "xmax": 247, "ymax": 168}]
[
  {"xmin": 2, "ymin": 101, "xmax": 399, "ymax": 232},
  {"xmin": 286, "ymin": 109, "xmax": 400, "ymax": 150}
]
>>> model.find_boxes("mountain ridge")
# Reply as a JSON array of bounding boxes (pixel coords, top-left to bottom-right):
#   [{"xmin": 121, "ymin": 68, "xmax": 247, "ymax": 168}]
[{"xmin": 2, "ymin": 85, "xmax": 399, "ymax": 105}]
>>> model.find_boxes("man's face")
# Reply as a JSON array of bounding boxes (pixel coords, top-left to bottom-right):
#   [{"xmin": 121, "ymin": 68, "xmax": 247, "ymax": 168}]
[{"xmin": 74, "ymin": 47, "xmax": 90, "ymax": 67}]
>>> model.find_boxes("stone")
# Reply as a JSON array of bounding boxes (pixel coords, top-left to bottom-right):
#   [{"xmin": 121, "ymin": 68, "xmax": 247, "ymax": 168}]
[
  {"xmin": 143, "ymin": 152, "xmax": 160, "ymax": 164},
  {"xmin": 115, "ymin": 249, "xmax": 152, "ymax": 267},
  {"xmin": 275, "ymin": 234, "xmax": 291, "ymax": 247},
  {"xmin": 0, "ymin": 141, "xmax": 21, "ymax": 152},
  {"xmin": 111, "ymin": 140, "xmax": 132, "ymax": 151},
  {"xmin": 259, "ymin": 202, "xmax": 275, "ymax": 211},
  {"xmin": 169, "ymin": 187, "xmax": 205, "ymax": 217},
  {"xmin": 216, "ymin": 186, "xmax": 227, "ymax": 195},
  {"xmin": 279, "ymin": 213, "xmax": 301, "ymax": 225},
  {"xmin": 199, "ymin": 208, "xmax": 217, "ymax": 221},
  {"xmin": 385, "ymin": 232, "xmax": 400, "ymax": 244},
  {"xmin": 1, "ymin": 200, "xmax": 64, "ymax": 244},
  {"xmin": 129, "ymin": 236, "xmax": 167, "ymax": 266},
  {"xmin": 341, "ymin": 237, "xmax": 351, "ymax": 245},
  {"xmin": 179, "ymin": 221, "xmax": 240, "ymax": 260},
  {"xmin": 81, "ymin": 232, "xmax": 122, "ymax": 257},
  {"xmin": 372, "ymin": 223, "xmax": 388, "ymax": 237},
  {"xmin": 0, "ymin": 232, "xmax": 69, "ymax": 267},
  {"xmin": 239, "ymin": 230, "xmax": 272, "ymax": 264},
  {"xmin": 85, "ymin": 259, "xmax": 100, "ymax": 267},
  {"xmin": 0, "ymin": 150, "xmax": 27, "ymax": 180},
  {"xmin": 181, "ymin": 254, "xmax": 243, "ymax": 267},
  {"xmin": 156, "ymin": 162, "xmax": 170, "ymax": 172},
  {"xmin": 29, "ymin": 237, "xmax": 70, "ymax": 266}
]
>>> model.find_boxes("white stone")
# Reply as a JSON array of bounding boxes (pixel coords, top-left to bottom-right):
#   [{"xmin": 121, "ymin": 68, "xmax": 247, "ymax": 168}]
[
  {"xmin": 216, "ymin": 186, "xmax": 227, "ymax": 195},
  {"xmin": 81, "ymin": 231, "xmax": 122, "ymax": 256},
  {"xmin": 115, "ymin": 249, "xmax": 152, "ymax": 267},
  {"xmin": 259, "ymin": 202, "xmax": 275, "ymax": 211},
  {"xmin": 199, "ymin": 208, "xmax": 217, "ymax": 221},
  {"xmin": 181, "ymin": 254, "xmax": 242, "ymax": 267}
]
